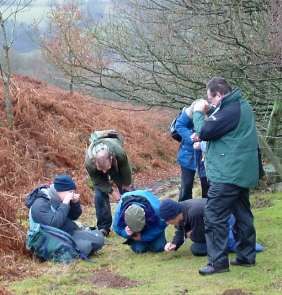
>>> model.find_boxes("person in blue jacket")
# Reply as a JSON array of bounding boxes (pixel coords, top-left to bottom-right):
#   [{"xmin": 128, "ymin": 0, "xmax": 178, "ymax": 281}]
[
  {"xmin": 175, "ymin": 103, "xmax": 209, "ymax": 201},
  {"xmin": 113, "ymin": 190, "xmax": 167, "ymax": 253}
]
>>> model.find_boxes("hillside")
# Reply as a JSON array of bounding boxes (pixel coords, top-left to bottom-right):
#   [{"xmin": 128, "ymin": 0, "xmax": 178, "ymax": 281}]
[{"xmin": 0, "ymin": 75, "xmax": 178, "ymax": 259}]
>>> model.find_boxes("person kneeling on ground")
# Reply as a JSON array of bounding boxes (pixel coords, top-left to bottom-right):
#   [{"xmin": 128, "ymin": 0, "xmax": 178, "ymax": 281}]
[
  {"xmin": 113, "ymin": 190, "xmax": 167, "ymax": 253},
  {"xmin": 26, "ymin": 175, "xmax": 104, "ymax": 262},
  {"xmin": 160, "ymin": 199, "xmax": 263, "ymax": 256}
]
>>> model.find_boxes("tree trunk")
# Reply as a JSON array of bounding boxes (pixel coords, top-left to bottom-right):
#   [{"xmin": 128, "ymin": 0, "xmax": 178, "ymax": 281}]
[
  {"xmin": 266, "ymin": 98, "xmax": 282, "ymax": 148},
  {"xmin": 259, "ymin": 131, "xmax": 282, "ymax": 181},
  {"xmin": 2, "ymin": 69, "xmax": 13, "ymax": 128},
  {"xmin": 0, "ymin": 13, "xmax": 14, "ymax": 128},
  {"xmin": 69, "ymin": 75, "xmax": 74, "ymax": 95}
]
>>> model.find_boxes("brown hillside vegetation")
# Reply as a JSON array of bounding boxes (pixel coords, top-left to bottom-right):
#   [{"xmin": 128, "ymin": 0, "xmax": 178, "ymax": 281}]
[
  {"xmin": 0, "ymin": 75, "xmax": 178, "ymax": 261},
  {"xmin": 0, "ymin": 289, "xmax": 15, "ymax": 295}
]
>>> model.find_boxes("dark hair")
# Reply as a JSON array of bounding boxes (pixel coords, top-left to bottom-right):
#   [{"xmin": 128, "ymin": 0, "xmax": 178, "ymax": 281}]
[{"xmin": 207, "ymin": 77, "xmax": 232, "ymax": 97}]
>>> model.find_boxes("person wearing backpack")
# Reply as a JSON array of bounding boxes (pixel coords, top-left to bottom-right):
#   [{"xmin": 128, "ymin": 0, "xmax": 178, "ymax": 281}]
[
  {"xmin": 27, "ymin": 174, "xmax": 104, "ymax": 262},
  {"xmin": 113, "ymin": 190, "xmax": 167, "ymax": 253},
  {"xmin": 85, "ymin": 130, "xmax": 132, "ymax": 237},
  {"xmin": 174, "ymin": 101, "xmax": 209, "ymax": 201}
]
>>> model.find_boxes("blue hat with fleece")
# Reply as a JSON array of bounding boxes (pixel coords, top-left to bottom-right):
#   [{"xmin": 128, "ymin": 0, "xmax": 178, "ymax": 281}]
[{"xmin": 53, "ymin": 175, "xmax": 76, "ymax": 192}]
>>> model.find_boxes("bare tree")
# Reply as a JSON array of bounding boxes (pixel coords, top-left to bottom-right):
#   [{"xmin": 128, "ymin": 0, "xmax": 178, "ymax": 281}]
[
  {"xmin": 0, "ymin": 0, "xmax": 32, "ymax": 128},
  {"xmin": 43, "ymin": 0, "xmax": 282, "ymax": 176},
  {"xmin": 45, "ymin": 1, "xmax": 280, "ymax": 109},
  {"xmin": 266, "ymin": 0, "xmax": 282, "ymax": 157},
  {"xmin": 40, "ymin": 0, "xmax": 105, "ymax": 95}
]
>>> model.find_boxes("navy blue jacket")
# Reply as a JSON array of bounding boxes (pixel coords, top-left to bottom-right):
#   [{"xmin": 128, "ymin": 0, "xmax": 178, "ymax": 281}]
[
  {"xmin": 31, "ymin": 187, "xmax": 82, "ymax": 235},
  {"xmin": 173, "ymin": 199, "xmax": 206, "ymax": 248},
  {"xmin": 173, "ymin": 199, "xmax": 236, "ymax": 250}
]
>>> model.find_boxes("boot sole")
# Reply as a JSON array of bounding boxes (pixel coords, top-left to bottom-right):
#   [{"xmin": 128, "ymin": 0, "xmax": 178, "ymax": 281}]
[
  {"xmin": 230, "ymin": 262, "xmax": 256, "ymax": 267},
  {"xmin": 199, "ymin": 268, "xmax": 230, "ymax": 276}
]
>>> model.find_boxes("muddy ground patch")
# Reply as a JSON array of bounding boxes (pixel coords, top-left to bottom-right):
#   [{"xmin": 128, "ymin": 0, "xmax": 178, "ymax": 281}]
[{"xmin": 91, "ymin": 268, "xmax": 140, "ymax": 289}]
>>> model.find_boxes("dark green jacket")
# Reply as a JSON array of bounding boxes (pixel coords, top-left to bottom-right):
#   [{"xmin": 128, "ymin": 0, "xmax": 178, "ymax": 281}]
[
  {"xmin": 85, "ymin": 138, "xmax": 132, "ymax": 193},
  {"xmin": 193, "ymin": 88, "xmax": 259, "ymax": 188}
]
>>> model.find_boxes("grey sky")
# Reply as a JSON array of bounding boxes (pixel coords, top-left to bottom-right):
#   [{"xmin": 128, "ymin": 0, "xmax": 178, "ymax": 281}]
[{"xmin": 4, "ymin": 0, "xmax": 112, "ymax": 23}]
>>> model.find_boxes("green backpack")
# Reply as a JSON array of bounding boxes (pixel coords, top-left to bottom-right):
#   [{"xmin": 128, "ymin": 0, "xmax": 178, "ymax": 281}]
[
  {"xmin": 26, "ymin": 210, "xmax": 83, "ymax": 263},
  {"xmin": 25, "ymin": 186, "xmax": 83, "ymax": 263},
  {"xmin": 27, "ymin": 222, "xmax": 82, "ymax": 263},
  {"xmin": 89, "ymin": 129, "xmax": 123, "ymax": 145}
]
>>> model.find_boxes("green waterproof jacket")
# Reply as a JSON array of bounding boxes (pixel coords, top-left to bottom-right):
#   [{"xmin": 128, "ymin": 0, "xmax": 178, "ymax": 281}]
[
  {"xmin": 85, "ymin": 138, "xmax": 132, "ymax": 193},
  {"xmin": 193, "ymin": 88, "xmax": 259, "ymax": 188}
]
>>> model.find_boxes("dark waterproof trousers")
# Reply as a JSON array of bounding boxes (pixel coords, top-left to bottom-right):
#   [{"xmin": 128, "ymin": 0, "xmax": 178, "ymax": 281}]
[
  {"xmin": 94, "ymin": 188, "xmax": 112, "ymax": 231},
  {"xmin": 205, "ymin": 182, "xmax": 256, "ymax": 268},
  {"xmin": 95, "ymin": 186, "xmax": 125, "ymax": 231},
  {"xmin": 179, "ymin": 167, "xmax": 209, "ymax": 201}
]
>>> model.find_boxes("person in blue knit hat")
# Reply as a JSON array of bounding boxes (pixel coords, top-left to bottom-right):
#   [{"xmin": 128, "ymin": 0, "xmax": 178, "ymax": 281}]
[
  {"xmin": 160, "ymin": 198, "xmax": 207, "ymax": 255},
  {"xmin": 160, "ymin": 198, "xmax": 263, "ymax": 256},
  {"xmin": 29, "ymin": 174, "xmax": 104, "ymax": 258},
  {"xmin": 31, "ymin": 175, "xmax": 81, "ymax": 234}
]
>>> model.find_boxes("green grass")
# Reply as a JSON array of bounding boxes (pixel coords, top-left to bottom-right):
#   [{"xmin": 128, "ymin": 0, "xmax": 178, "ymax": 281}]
[{"xmin": 7, "ymin": 192, "xmax": 282, "ymax": 295}]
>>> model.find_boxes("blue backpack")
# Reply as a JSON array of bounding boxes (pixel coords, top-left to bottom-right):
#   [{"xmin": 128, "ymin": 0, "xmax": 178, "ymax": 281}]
[{"xmin": 169, "ymin": 110, "xmax": 183, "ymax": 142}]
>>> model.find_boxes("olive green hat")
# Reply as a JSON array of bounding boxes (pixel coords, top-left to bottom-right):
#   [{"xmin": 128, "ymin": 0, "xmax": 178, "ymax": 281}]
[{"xmin": 124, "ymin": 204, "xmax": 145, "ymax": 233}]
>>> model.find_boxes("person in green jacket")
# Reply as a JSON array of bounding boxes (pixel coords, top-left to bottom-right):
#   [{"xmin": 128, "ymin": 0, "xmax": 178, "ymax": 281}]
[
  {"xmin": 85, "ymin": 132, "xmax": 132, "ymax": 236},
  {"xmin": 192, "ymin": 77, "xmax": 260, "ymax": 275}
]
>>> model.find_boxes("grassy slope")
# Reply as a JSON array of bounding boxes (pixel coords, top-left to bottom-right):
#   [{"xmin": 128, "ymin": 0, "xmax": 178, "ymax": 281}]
[{"xmin": 9, "ymin": 192, "xmax": 282, "ymax": 295}]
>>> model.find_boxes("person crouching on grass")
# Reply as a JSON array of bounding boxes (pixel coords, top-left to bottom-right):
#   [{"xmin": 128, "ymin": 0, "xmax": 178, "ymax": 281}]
[
  {"xmin": 160, "ymin": 198, "xmax": 263, "ymax": 257},
  {"xmin": 113, "ymin": 190, "xmax": 167, "ymax": 253}
]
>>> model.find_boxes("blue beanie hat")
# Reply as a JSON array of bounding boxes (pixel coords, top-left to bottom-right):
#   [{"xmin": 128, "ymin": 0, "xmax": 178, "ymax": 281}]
[
  {"xmin": 160, "ymin": 199, "xmax": 182, "ymax": 221},
  {"xmin": 53, "ymin": 175, "xmax": 76, "ymax": 192}
]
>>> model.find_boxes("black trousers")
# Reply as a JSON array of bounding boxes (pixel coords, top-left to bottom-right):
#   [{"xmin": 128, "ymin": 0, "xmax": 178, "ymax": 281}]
[
  {"xmin": 178, "ymin": 167, "xmax": 209, "ymax": 201},
  {"xmin": 205, "ymin": 182, "xmax": 256, "ymax": 268},
  {"xmin": 94, "ymin": 188, "xmax": 112, "ymax": 231},
  {"xmin": 94, "ymin": 186, "xmax": 125, "ymax": 231}
]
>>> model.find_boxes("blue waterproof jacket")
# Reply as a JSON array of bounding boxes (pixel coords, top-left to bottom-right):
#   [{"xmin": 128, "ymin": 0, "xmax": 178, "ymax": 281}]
[
  {"xmin": 175, "ymin": 110, "xmax": 206, "ymax": 177},
  {"xmin": 113, "ymin": 190, "xmax": 167, "ymax": 242}
]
